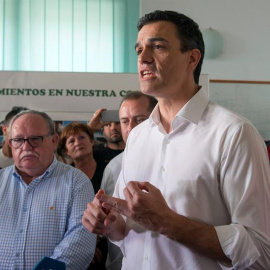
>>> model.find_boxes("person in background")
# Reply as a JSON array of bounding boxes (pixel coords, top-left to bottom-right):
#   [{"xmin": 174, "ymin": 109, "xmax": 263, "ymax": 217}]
[
  {"xmin": 101, "ymin": 91, "xmax": 157, "ymax": 196},
  {"xmin": 83, "ymin": 10, "xmax": 270, "ymax": 270},
  {"xmin": 59, "ymin": 122, "xmax": 108, "ymax": 270},
  {"xmin": 0, "ymin": 106, "xmax": 28, "ymax": 169},
  {"xmin": 0, "ymin": 110, "xmax": 96, "ymax": 270},
  {"xmin": 54, "ymin": 120, "xmax": 71, "ymax": 164},
  {"xmin": 101, "ymin": 91, "xmax": 157, "ymax": 270},
  {"xmin": 59, "ymin": 122, "xmax": 107, "ymax": 195},
  {"xmin": 88, "ymin": 109, "xmax": 125, "ymax": 165}
]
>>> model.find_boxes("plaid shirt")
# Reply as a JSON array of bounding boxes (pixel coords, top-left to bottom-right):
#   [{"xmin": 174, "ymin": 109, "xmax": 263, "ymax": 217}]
[{"xmin": 0, "ymin": 157, "xmax": 96, "ymax": 270}]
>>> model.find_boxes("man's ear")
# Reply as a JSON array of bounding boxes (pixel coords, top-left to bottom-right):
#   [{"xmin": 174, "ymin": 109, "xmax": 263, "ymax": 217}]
[
  {"xmin": 7, "ymin": 137, "xmax": 12, "ymax": 148},
  {"xmin": 2, "ymin": 125, "xmax": 8, "ymax": 136},
  {"xmin": 188, "ymin": 49, "xmax": 201, "ymax": 72},
  {"xmin": 52, "ymin": 133, "xmax": 59, "ymax": 150}
]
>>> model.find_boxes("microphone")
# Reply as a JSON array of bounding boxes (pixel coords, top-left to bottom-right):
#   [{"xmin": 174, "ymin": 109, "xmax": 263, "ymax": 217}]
[{"xmin": 32, "ymin": 257, "xmax": 66, "ymax": 270}]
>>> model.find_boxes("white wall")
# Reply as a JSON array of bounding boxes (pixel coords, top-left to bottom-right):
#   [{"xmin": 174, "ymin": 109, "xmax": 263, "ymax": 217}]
[{"xmin": 140, "ymin": 0, "xmax": 270, "ymax": 81}]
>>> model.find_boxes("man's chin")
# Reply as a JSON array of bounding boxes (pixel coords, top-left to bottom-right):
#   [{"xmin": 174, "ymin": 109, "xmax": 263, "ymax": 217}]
[
  {"xmin": 16, "ymin": 162, "xmax": 40, "ymax": 172},
  {"xmin": 18, "ymin": 159, "xmax": 39, "ymax": 169},
  {"xmin": 109, "ymin": 137, "xmax": 123, "ymax": 144},
  {"xmin": 140, "ymin": 86, "xmax": 156, "ymax": 97}
]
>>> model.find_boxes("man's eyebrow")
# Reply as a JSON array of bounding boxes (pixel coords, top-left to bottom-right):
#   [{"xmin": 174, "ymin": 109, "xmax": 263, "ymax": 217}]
[
  {"xmin": 134, "ymin": 114, "xmax": 148, "ymax": 118},
  {"xmin": 120, "ymin": 114, "xmax": 147, "ymax": 120},
  {"xmin": 135, "ymin": 37, "xmax": 169, "ymax": 50},
  {"xmin": 10, "ymin": 133, "xmax": 23, "ymax": 138}
]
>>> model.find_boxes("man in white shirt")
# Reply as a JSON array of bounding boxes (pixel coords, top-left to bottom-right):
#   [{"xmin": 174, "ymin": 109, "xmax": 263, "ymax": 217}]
[
  {"xmin": 101, "ymin": 91, "xmax": 157, "ymax": 270},
  {"xmin": 83, "ymin": 10, "xmax": 270, "ymax": 269},
  {"xmin": 101, "ymin": 91, "xmax": 157, "ymax": 196}
]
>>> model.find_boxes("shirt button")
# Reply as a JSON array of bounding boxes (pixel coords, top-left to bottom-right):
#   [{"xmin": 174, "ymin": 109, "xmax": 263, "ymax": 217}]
[
  {"xmin": 23, "ymin": 207, "xmax": 27, "ymax": 212},
  {"xmin": 16, "ymin": 252, "xmax": 20, "ymax": 257},
  {"xmin": 161, "ymin": 167, "xmax": 165, "ymax": 172},
  {"xmin": 144, "ymin": 255, "xmax": 148, "ymax": 261},
  {"xmin": 20, "ymin": 229, "xmax": 23, "ymax": 233},
  {"xmin": 166, "ymin": 140, "xmax": 170, "ymax": 144}
]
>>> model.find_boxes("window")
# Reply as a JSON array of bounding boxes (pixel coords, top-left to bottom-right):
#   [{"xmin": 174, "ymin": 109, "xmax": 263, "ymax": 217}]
[{"xmin": 0, "ymin": 0, "xmax": 139, "ymax": 72}]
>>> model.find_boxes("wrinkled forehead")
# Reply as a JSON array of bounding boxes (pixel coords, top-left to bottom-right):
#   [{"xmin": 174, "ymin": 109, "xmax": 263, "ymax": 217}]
[
  {"xmin": 11, "ymin": 114, "xmax": 48, "ymax": 136},
  {"xmin": 67, "ymin": 129, "xmax": 90, "ymax": 139},
  {"xmin": 120, "ymin": 98, "xmax": 151, "ymax": 118}
]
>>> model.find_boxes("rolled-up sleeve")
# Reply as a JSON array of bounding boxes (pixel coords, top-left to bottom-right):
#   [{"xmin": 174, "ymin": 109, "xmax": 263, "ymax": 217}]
[{"xmin": 216, "ymin": 124, "xmax": 270, "ymax": 269}]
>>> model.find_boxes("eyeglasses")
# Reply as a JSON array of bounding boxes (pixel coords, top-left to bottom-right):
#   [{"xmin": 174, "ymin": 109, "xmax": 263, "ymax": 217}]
[{"xmin": 9, "ymin": 134, "xmax": 52, "ymax": 149}]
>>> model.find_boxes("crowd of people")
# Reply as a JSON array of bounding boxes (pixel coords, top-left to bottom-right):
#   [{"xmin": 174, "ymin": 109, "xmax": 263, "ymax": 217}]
[
  {"xmin": 0, "ymin": 9, "xmax": 270, "ymax": 270},
  {"xmin": 0, "ymin": 90, "xmax": 154, "ymax": 270}
]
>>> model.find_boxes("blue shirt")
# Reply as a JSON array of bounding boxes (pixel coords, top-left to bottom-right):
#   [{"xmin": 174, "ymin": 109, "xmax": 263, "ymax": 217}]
[{"xmin": 0, "ymin": 157, "xmax": 96, "ymax": 270}]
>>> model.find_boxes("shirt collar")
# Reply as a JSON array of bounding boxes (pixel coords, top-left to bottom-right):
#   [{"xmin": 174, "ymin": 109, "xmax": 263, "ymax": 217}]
[{"xmin": 149, "ymin": 87, "xmax": 209, "ymax": 126}]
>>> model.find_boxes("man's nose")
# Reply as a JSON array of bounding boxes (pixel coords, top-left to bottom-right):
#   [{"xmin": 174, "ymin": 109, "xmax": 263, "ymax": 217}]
[
  {"xmin": 22, "ymin": 139, "xmax": 34, "ymax": 150},
  {"xmin": 138, "ymin": 47, "xmax": 153, "ymax": 64},
  {"xmin": 110, "ymin": 122, "xmax": 118, "ymax": 130},
  {"xmin": 127, "ymin": 121, "xmax": 136, "ymax": 132}
]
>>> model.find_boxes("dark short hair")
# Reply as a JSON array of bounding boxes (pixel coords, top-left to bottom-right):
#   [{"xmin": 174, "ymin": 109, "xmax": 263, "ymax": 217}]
[
  {"xmin": 2, "ymin": 106, "xmax": 29, "ymax": 126},
  {"xmin": 137, "ymin": 10, "xmax": 204, "ymax": 84},
  {"xmin": 59, "ymin": 122, "xmax": 94, "ymax": 152},
  {"xmin": 9, "ymin": 110, "xmax": 55, "ymax": 135},
  {"xmin": 120, "ymin": 91, "xmax": 158, "ymax": 113}
]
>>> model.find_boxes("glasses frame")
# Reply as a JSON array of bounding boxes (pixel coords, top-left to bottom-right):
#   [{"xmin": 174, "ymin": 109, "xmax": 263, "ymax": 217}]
[{"xmin": 9, "ymin": 134, "xmax": 52, "ymax": 149}]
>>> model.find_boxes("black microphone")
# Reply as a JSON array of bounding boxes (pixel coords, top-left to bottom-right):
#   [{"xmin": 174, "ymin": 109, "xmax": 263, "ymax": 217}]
[{"xmin": 32, "ymin": 257, "xmax": 66, "ymax": 270}]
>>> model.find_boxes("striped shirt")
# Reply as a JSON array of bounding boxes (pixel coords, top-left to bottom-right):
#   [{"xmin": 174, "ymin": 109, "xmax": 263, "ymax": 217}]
[{"xmin": 0, "ymin": 157, "xmax": 96, "ymax": 270}]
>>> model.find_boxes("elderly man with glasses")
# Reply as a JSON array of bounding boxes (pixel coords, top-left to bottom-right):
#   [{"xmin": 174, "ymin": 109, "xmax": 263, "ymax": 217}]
[{"xmin": 0, "ymin": 110, "xmax": 96, "ymax": 270}]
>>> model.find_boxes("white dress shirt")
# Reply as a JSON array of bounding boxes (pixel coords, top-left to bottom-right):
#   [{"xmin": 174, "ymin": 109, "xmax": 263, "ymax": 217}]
[
  {"xmin": 113, "ymin": 88, "xmax": 270, "ymax": 270},
  {"xmin": 101, "ymin": 152, "xmax": 123, "ymax": 196},
  {"xmin": 101, "ymin": 153, "xmax": 124, "ymax": 270}
]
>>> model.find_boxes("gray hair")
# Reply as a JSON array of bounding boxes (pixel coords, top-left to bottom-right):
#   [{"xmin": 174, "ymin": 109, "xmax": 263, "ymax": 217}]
[{"xmin": 9, "ymin": 110, "xmax": 56, "ymax": 135}]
